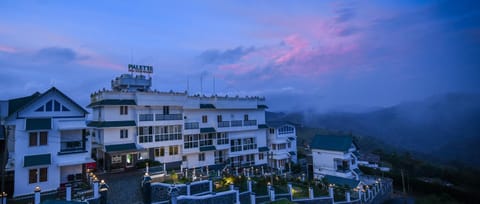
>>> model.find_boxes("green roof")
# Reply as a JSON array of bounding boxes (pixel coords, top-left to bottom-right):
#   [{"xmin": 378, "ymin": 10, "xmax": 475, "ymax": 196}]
[
  {"xmin": 8, "ymin": 92, "xmax": 40, "ymax": 116},
  {"xmin": 105, "ymin": 143, "xmax": 138, "ymax": 153},
  {"xmin": 199, "ymin": 146, "xmax": 216, "ymax": 152},
  {"xmin": 311, "ymin": 134, "xmax": 353, "ymax": 152},
  {"xmin": 200, "ymin": 104, "xmax": 216, "ymax": 109},
  {"xmin": 258, "ymin": 147, "xmax": 269, "ymax": 152},
  {"xmin": 324, "ymin": 175, "xmax": 360, "ymax": 189},
  {"xmin": 289, "ymin": 151, "xmax": 296, "ymax": 156},
  {"xmin": 257, "ymin": 104, "xmax": 269, "ymax": 109},
  {"xmin": 200, "ymin": 127, "xmax": 216, "ymax": 133},
  {"xmin": 87, "ymin": 120, "xmax": 136, "ymax": 127},
  {"xmin": 24, "ymin": 154, "xmax": 51, "ymax": 167},
  {"xmin": 258, "ymin": 124, "xmax": 268, "ymax": 129},
  {"xmin": 288, "ymin": 137, "xmax": 295, "ymax": 141},
  {"xmin": 87, "ymin": 99, "xmax": 136, "ymax": 107},
  {"xmin": 26, "ymin": 118, "xmax": 51, "ymax": 131}
]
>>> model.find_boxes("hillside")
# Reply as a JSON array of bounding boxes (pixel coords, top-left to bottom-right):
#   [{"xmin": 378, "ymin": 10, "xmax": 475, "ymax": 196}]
[{"xmin": 269, "ymin": 92, "xmax": 480, "ymax": 167}]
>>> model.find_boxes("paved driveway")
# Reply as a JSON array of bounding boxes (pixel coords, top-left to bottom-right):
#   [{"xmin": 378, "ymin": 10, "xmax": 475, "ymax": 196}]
[{"xmin": 97, "ymin": 170, "xmax": 144, "ymax": 204}]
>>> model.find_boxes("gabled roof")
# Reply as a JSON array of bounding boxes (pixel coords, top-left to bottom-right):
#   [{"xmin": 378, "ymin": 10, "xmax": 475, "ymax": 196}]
[
  {"xmin": 323, "ymin": 175, "xmax": 361, "ymax": 189},
  {"xmin": 266, "ymin": 121, "xmax": 297, "ymax": 128},
  {"xmin": 6, "ymin": 87, "xmax": 88, "ymax": 118},
  {"xmin": 311, "ymin": 134, "xmax": 354, "ymax": 152},
  {"xmin": 87, "ymin": 99, "xmax": 136, "ymax": 107}
]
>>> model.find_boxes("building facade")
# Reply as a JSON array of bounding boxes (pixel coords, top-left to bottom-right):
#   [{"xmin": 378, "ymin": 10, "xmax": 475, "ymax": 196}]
[
  {"xmin": 266, "ymin": 121, "xmax": 298, "ymax": 171},
  {"xmin": 0, "ymin": 87, "xmax": 93, "ymax": 198},
  {"xmin": 88, "ymin": 73, "xmax": 271, "ymax": 172},
  {"xmin": 310, "ymin": 134, "xmax": 360, "ymax": 180}
]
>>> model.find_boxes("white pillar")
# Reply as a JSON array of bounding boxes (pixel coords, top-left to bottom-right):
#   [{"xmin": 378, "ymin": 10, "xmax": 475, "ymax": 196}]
[
  {"xmin": 368, "ymin": 189, "xmax": 372, "ymax": 200},
  {"xmin": 163, "ymin": 163, "xmax": 167, "ymax": 174},
  {"xmin": 346, "ymin": 191, "xmax": 351, "ymax": 202},
  {"xmin": 287, "ymin": 183, "xmax": 293, "ymax": 200},
  {"xmin": 328, "ymin": 186, "xmax": 334, "ymax": 198},
  {"xmin": 187, "ymin": 183, "xmax": 191, "ymax": 196},
  {"xmin": 1, "ymin": 192, "xmax": 8, "ymax": 204},
  {"xmin": 66, "ymin": 184, "xmax": 72, "ymax": 201},
  {"xmin": 236, "ymin": 188, "xmax": 240, "ymax": 204},
  {"xmin": 230, "ymin": 183, "xmax": 234, "ymax": 191},
  {"xmin": 261, "ymin": 166, "xmax": 264, "ymax": 175},
  {"xmin": 209, "ymin": 180, "xmax": 213, "ymax": 192},
  {"xmin": 146, "ymin": 162, "xmax": 149, "ymax": 174},
  {"xmin": 248, "ymin": 179, "xmax": 253, "ymax": 192},
  {"xmin": 250, "ymin": 192, "xmax": 256, "ymax": 204},
  {"xmin": 217, "ymin": 170, "xmax": 220, "ymax": 177},
  {"xmin": 363, "ymin": 190, "xmax": 367, "ymax": 201},
  {"xmin": 93, "ymin": 180, "xmax": 100, "ymax": 198},
  {"xmin": 34, "ymin": 187, "xmax": 41, "ymax": 204},
  {"xmin": 269, "ymin": 187, "xmax": 275, "ymax": 201},
  {"xmin": 309, "ymin": 187, "xmax": 314, "ymax": 199}
]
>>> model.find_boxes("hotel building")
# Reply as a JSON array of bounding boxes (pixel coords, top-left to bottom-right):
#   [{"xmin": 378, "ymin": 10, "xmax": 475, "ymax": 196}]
[{"xmin": 87, "ymin": 73, "xmax": 272, "ymax": 172}]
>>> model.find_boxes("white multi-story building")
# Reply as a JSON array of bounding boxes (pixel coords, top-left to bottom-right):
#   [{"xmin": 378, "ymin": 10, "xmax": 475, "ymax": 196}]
[
  {"xmin": 88, "ymin": 73, "xmax": 270, "ymax": 172},
  {"xmin": 266, "ymin": 121, "xmax": 297, "ymax": 171},
  {"xmin": 311, "ymin": 134, "xmax": 360, "ymax": 180},
  {"xmin": 0, "ymin": 87, "xmax": 93, "ymax": 198}
]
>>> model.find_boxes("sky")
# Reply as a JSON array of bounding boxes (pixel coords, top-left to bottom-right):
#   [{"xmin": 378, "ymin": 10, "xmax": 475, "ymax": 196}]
[{"xmin": 0, "ymin": 0, "xmax": 479, "ymax": 112}]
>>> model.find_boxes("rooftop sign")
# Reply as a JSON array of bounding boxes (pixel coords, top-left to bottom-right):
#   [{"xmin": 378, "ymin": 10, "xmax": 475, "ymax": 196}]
[{"xmin": 128, "ymin": 64, "xmax": 153, "ymax": 74}]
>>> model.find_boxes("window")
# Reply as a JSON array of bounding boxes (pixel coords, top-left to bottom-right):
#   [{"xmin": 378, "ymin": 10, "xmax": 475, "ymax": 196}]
[
  {"xmin": 230, "ymin": 139, "xmax": 242, "ymax": 152},
  {"xmin": 163, "ymin": 106, "xmax": 170, "ymax": 115},
  {"xmin": 29, "ymin": 132, "xmax": 48, "ymax": 146},
  {"xmin": 215, "ymin": 150, "xmax": 226, "ymax": 164},
  {"xmin": 259, "ymin": 153, "xmax": 264, "ymax": 160},
  {"xmin": 217, "ymin": 133, "xmax": 228, "ymax": 145},
  {"xmin": 138, "ymin": 126, "xmax": 153, "ymax": 143},
  {"xmin": 120, "ymin": 129, "xmax": 128, "ymax": 139},
  {"xmin": 217, "ymin": 115, "xmax": 222, "ymax": 122},
  {"xmin": 36, "ymin": 100, "xmax": 69, "ymax": 112},
  {"xmin": 169, "ymin": 146, "xmax": 179, "ymax": 155},
  {"xmin": 202, "ymin": 115, "xmax": 208, "ymax": 123},
  {"xmin": 244, "ymin": 114, "xmax": 249, "ymax": 121},
  {"xmin": 182, "ymin": 156, "xmax": 187, "ymax": 162},
  {"xmin": 120, "ymin": 106, "xmax": 128, "ymax": 115},
  {"xmin": 288, "ymin": 142, "xmax": 291, "ymax": 148},
  {"xmin": 35, "ymin": 106, "xmax": 44, "ymax": 112},
  {"xmin": 112, "ymin": 155, "xmax": 122, "ymax": 164},
  {"xmin": 154, "ymin": 125, "xmax": 182, "ymax": 142},
  {"xmin": 98, "ymin": 108, "xmax": 102, "ymax": 119},
  {"xmin": 46, "ymin": 101, "xmax": 52, "ymax": 112},
  {"xmin": 54, "ymin": 100, "xmax": 61, "ymax": 111},
  {"xmin": 199, "ymin": 133, "xmax": 213, "ymax": 147},
  {"xmin": 269, "ymin": 128, "xmax": 275, "ymax": 134},
  {"xmin": 155, "ymin": 147, "xmax": 165, "ymax": 157},
  {"xmin": 278, "ymin": 126, "xmax": 294, "ymax": 135},
  {"xmin": 184, "ymin": 134, "xmax": 199, "ymax": 149},
  {"xmin": 29, "ymin": 168, "xmax": 48, "ymax": 184},
  {"xmin": 198, "ymin": 153, "xmax": 205, "ymax": 161}
]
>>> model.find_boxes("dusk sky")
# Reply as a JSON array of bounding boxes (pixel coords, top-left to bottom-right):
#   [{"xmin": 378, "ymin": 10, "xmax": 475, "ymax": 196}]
[{"xmin": 1, "ymin": 0, "xmax": 479, "ymax": 112}]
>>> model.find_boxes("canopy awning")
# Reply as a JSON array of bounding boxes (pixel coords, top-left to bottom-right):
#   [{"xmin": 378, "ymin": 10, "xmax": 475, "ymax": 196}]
[
  {"xmin": 199, "ymin": 146, "xmax": 216, "ymax": 152},
  {"xmin": 24, "ymin": 154, "xmax": 51, "ymax": 167},
  {"xmin": 105, "ymin": 143, "xmax": 143, "ymax": 153},
  {"xmin": 26, "ymin": 118, "xmax": 51, "ymax": 131},
  {"xmin": 57, "ymin": 120, "xmax": 87, "ymax": 130}
]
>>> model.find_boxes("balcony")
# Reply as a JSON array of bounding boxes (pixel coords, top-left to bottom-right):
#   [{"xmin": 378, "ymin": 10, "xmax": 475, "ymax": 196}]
[
  {"xmin": 185, "ymin": 122, "xmax": 199, "ymax": 130},
  {"xmin": 155, "ymin": 114, "xmax": 182, "ymax": 121},
  {"xmin": 231, "ymin": 120, "xmax": 243, "ymax": 127},
  {"xmin": 218, "ymin": 121, "xmax": 230, "ymax": 128},
  {"xmin": 139, "ymin": 114, "xmax": 154, "ymax": 121},
  {"xmin": 243, "ymin": 120, "xmax": 257, "ymax": 126},
  {"xmin": 59, "ymin": 140, "xmax": 86, "ymax": 155}
]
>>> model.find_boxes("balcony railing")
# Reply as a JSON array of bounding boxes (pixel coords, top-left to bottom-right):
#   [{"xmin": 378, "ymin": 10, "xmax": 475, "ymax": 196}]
[
  {"xmin": 155, "ymin": 114, "xmax": 182, "ymax": 121},
  {"xmin": 60, "ymin": 140, "xmax": 86, "ymax": 154},
  {"xmin": 243, "ymin": 120, "xmax": 257, "ymax": 126},
  {"xmin": 231, "ymin": 120, "xmax": 243, "ymax": 127},
  {"xmin": 185, "ymin": 122, "xmax": 199, "ymax": 130},
  {"xmin": 218, "ymin": 121, "xmax": 230, "ymax": 128},
  {"xmin": 139, "ymin": 114, "xmax": 154, "ymax": 121}
]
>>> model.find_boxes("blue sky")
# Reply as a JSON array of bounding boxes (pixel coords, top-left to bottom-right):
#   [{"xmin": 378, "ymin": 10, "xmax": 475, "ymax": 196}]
[{"xmin": 1, "ymin": 0, "xmax": 479, "ymax": 112}]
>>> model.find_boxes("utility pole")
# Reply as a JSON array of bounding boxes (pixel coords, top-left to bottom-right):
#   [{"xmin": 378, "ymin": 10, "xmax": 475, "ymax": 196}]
[{"xmin": 1, "ymin": 122, "xmax": 7, "ymax": 198}]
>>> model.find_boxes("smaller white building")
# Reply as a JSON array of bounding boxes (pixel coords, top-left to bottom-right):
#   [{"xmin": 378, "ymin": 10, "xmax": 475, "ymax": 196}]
[
  {"xmin": 266, "ymin": 121, "xmax": 297, "ymax": 171},
  {"xmin": 1, "ymin": 87, "xmax": 94, "ymax": 198},
  {"xmin": 311, "ymin": 134, "xmax": 360, "ymax": 180}
]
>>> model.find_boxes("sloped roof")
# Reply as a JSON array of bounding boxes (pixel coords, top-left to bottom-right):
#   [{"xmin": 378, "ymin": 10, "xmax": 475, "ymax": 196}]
[
  {"xmin": 87, "ymin": 99, "xmax": 136, "ymax": 107},
  {"xmin": 324, "ymin": 175, "xmax": 361, "ymax": 189},
  {"xmin": 105, "ymin": 143, "xmax": 139, "ymax": 153},
  {"xmin": 311, "ymin": 134, "xmax": 353, "ymax": 152},
  {"xmin": 24, "ymin": 153, "xmax": 51, "ymax": 167},
  {"xmin": 6, "ymin": 87, "xmax": 88, "ymax": 118},
  {"xmin": 87, "ymin": 120, "xmax": 136, "ymax": 127}
]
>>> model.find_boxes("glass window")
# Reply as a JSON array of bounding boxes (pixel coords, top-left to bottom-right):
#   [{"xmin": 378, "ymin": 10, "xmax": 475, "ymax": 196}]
[
  {"xmin": 198, "ymin": 153, "xmax": 205, "ymax": 161},
  {"xmin": 54, "ymin": 100, "xmax": 61, "ymax": 111},
  {"xmin": 29, "ymin": 169, "xmax": 38, "ymax": 184},
  {"xmin": 39, "ymin": 132, "xmax": 48, "ymax": 145},
  {"xmin": 46, "ymin": 100, "xmax": 52, "ymax": 112},
  {"xmin": 29, "ymin": 132, "xmax": 37, "ymax": 146},
  {"xmin": 202, "ymin": 115, "xmax": 208, "ymax": 123},
  {"xmin": 39, "ymin": 168, "xmax": 48, "ymax": 182}
]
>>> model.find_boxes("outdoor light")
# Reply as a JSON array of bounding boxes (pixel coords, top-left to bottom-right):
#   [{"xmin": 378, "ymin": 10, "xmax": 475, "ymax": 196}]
[{"xmin": 34, "ymin": 186, "xmax": 41, "ymax": 192}]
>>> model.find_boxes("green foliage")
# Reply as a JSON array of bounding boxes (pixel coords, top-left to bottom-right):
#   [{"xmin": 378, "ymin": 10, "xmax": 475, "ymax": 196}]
[{"xmin": 135, "ymin": 159, "xmax": 161, "ymax": 169}]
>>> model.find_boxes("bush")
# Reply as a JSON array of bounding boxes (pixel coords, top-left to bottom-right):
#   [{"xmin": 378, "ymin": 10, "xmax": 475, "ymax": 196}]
[{"xmin": 136, "ymin": 159, "xmax": 161, "ymax": 169}]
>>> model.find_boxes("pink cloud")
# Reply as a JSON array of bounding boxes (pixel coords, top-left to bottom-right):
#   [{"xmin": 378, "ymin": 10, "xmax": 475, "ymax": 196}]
[{"xmin": 0, "ymin": 45, "xmax": 17, "ymax": 53}]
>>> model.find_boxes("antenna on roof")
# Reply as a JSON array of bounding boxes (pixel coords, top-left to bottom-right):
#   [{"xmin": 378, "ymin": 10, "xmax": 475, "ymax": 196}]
[
  {"xmin": 213, "ymin": 76, "xmax": 216, "ymax": 95},
  {"xmin": 187, "ymin": 78, "xmax": 190, "ymax": 94},
  {"xmin": 200, "ymin": 75, "xmax": 203, "ymax": 94}
]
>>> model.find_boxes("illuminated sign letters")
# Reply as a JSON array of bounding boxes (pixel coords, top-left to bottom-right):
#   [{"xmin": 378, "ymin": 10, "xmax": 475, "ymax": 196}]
[{"xmin": 128, "ymin": 64, "xmax": 153, "ymax": 74}]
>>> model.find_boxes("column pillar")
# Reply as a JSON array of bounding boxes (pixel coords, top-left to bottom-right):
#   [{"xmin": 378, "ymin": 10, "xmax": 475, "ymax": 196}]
[
  {"xmin": 248, "ymin": 178, "xmax": 253, "ymax": 192},
  {"xmin": 346, "ymin": 191, "xmax": 351, "ymax": 202},
  {"xmin": 287, "ymin": 183, "xmax": 293, "ymax": 200},
  {"xmin": 250, "ymin": 192, "xmax": 256, "ymax": 204},
  {"xmin": 308, "ymin": 187, "xmax": 314, "ymax": 199},
  {"xmin": 34, "ymin": 187, "xmax": 41, "ymax": 204},
  {"xmin": 66, "ymin": 184, "xmax": 72, "ymax": 201},
  {"xmin": 186, "ymin": 183, "xmax": 191, "ymax": 196},
  {"xmin": 93, "ymin": 180, "xmax": 100, "ymax": 199},
  {"xmin": 235, "ymin": 187, "xmax": 240, "ymax": 204},
  {"xmin": 269, "ymin": 187, "xmax": 275, "ymax": 201}
]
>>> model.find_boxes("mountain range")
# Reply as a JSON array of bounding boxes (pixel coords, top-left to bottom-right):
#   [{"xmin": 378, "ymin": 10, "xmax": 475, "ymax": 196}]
[{"xmin": 268, "ymin": 92, "xmax": 480, "ymax": 167}]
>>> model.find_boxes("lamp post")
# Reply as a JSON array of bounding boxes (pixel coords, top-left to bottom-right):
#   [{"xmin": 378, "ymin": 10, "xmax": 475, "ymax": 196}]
[{"xmin": 269, "ymin": 151, "xmax": 274, "ymax": 185}]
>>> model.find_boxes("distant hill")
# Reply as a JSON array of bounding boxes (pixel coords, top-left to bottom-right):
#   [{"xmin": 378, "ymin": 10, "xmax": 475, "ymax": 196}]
[{"xmin": 269, "ymin": 92, "xmax": 480, "ymax": 167}]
